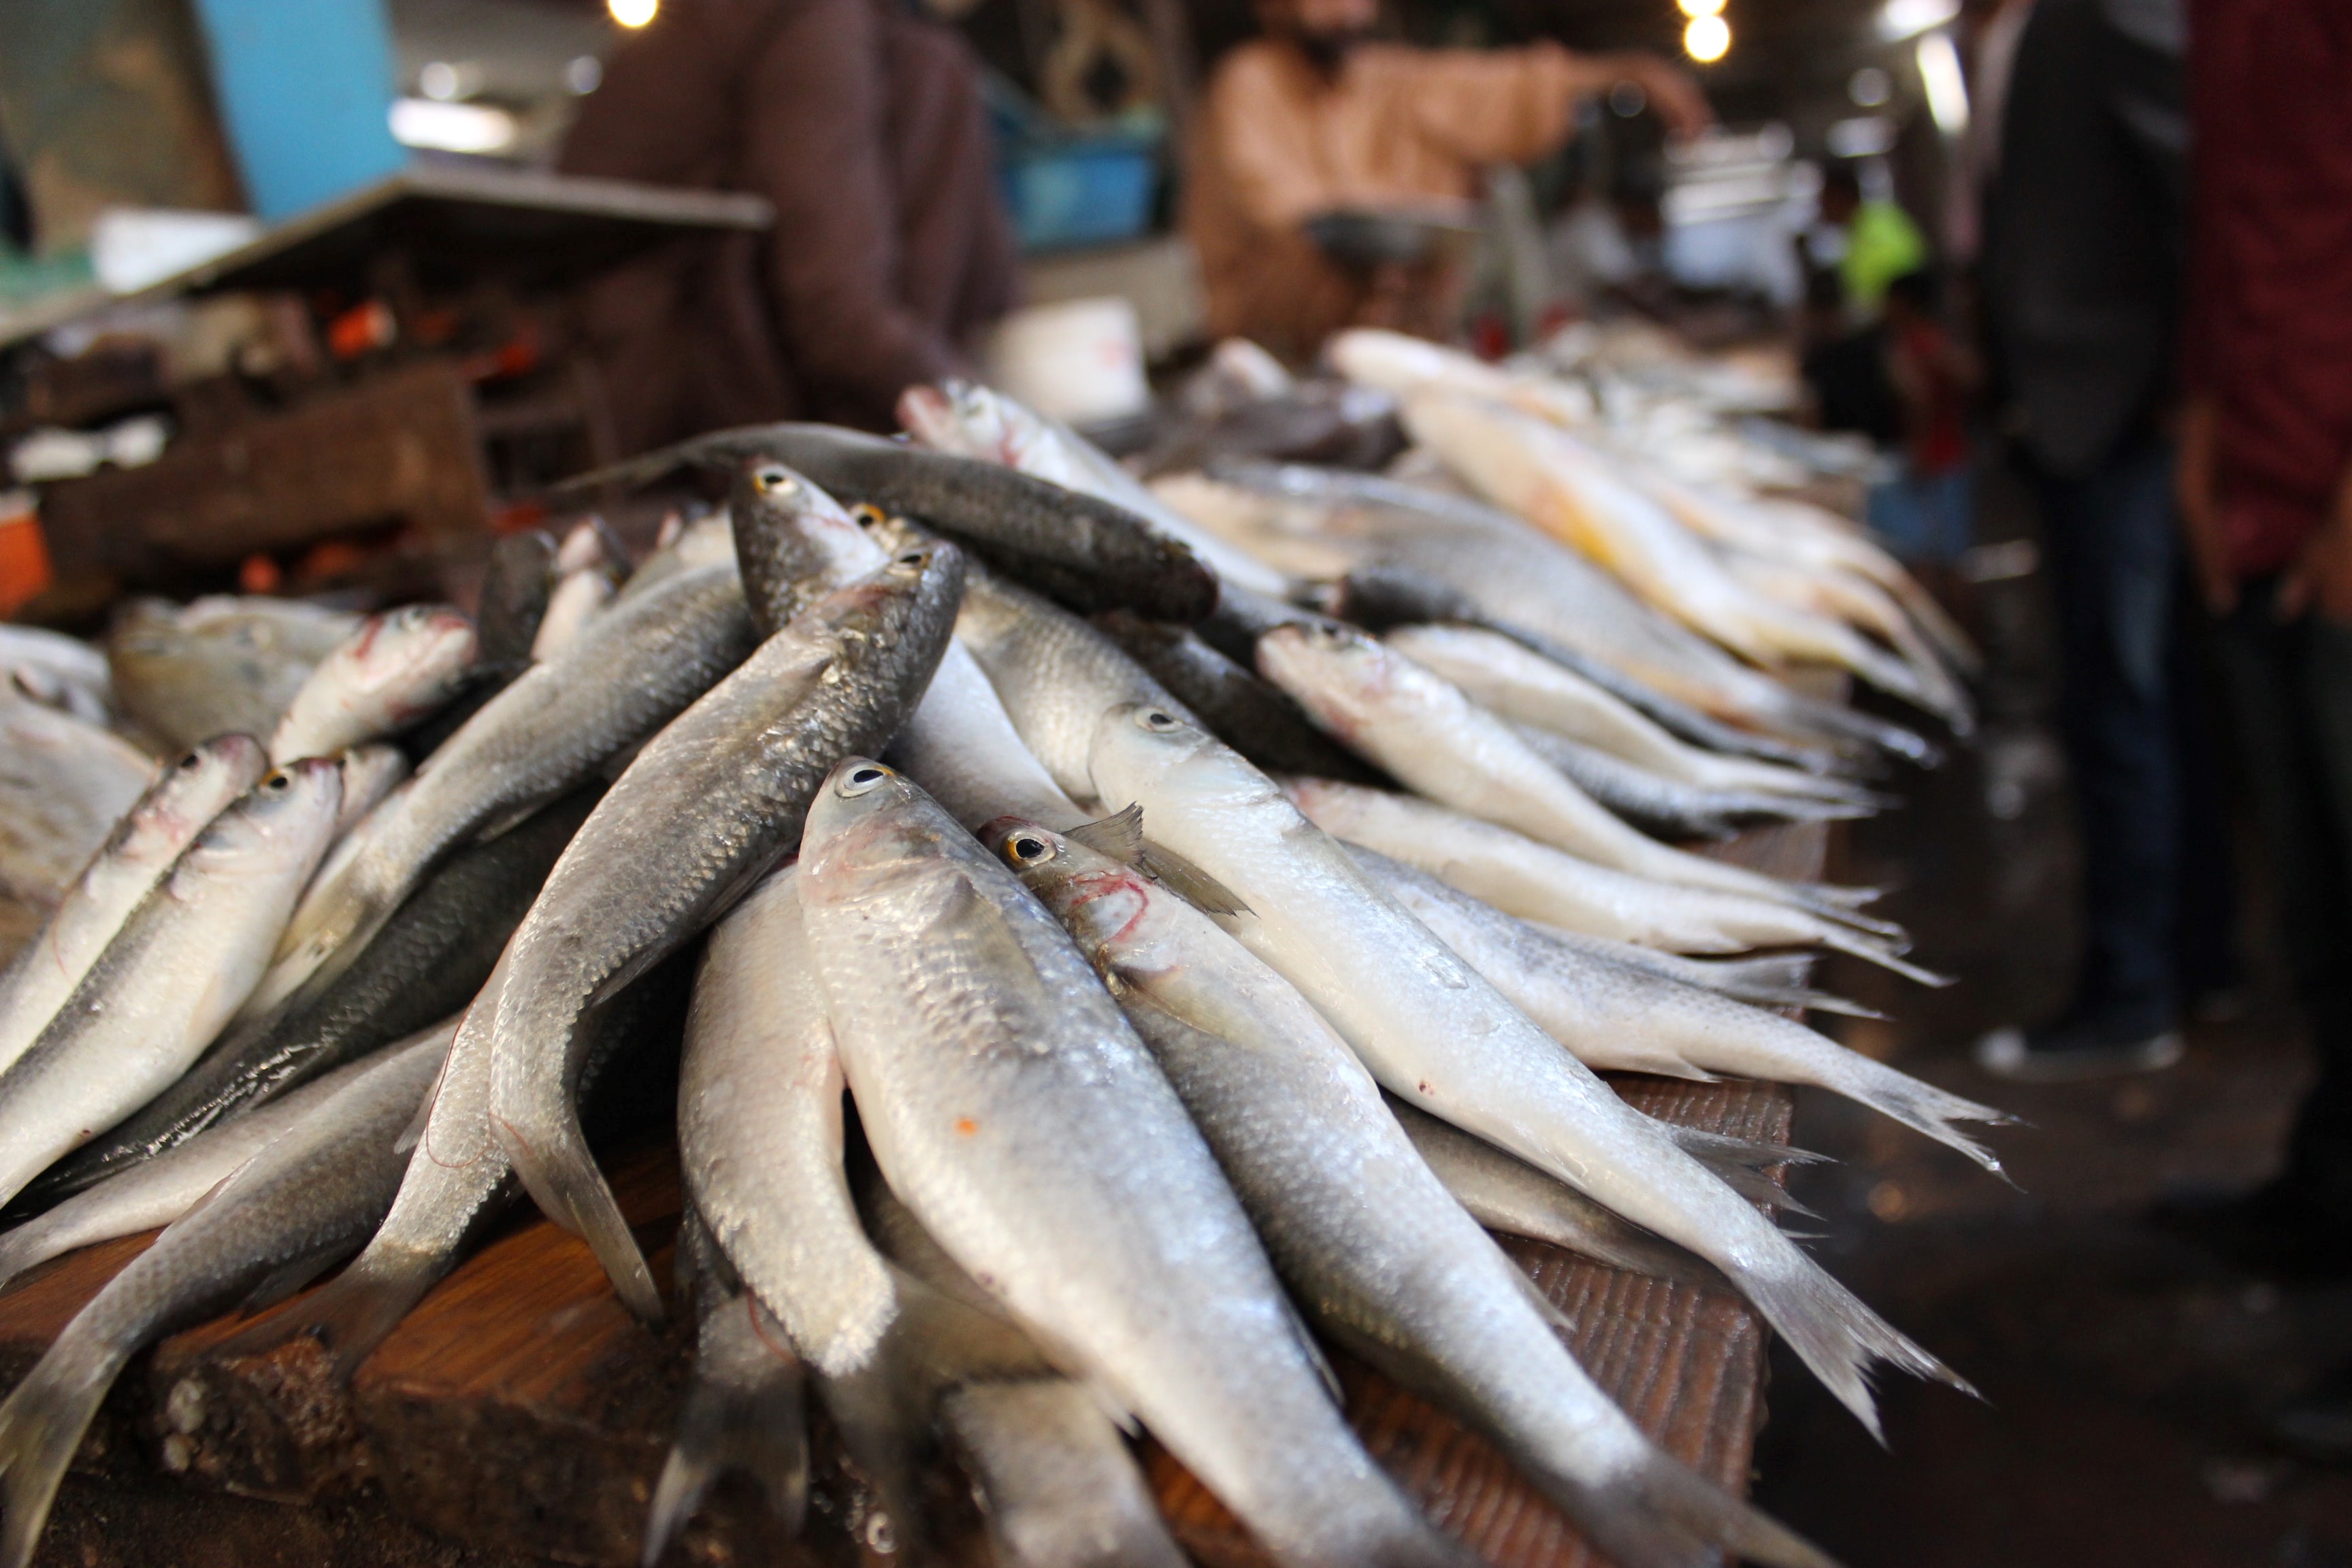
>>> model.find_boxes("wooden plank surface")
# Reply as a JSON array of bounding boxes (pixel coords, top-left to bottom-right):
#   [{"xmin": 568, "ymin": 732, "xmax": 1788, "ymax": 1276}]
[{"xmin": 0, "ymin": 822, "xmax": 1821, "ymax": 1568}]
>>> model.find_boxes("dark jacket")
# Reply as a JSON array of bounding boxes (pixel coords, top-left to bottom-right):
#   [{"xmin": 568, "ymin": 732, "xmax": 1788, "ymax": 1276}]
[
  {"xmin": 1981, "ymin": 0, "xmax": 2186, "ymax": 479},
  {"xmin": 558, "ymin": 0, "xmax": 1019, "ymax": 444}
]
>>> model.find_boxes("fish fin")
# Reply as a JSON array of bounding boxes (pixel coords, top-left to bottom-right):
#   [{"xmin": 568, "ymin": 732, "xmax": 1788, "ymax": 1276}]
[
  {"xmin": 1531, "ymin": 1446, "xmax": 1845, "ymax": 1568},
  {"xmin": 1825, "ymin": 1056, "xmax": 2019, "ymax": 1183},
  {"xmin": 1065, "ymin": 802, "xmax": 1147, "ymax": 863},
  {"xmin": 210, "ymin": 1247, "xmax": 446, "ymax": 1383},
  {"xmin": 470, "ymin": 799, "xmax": 545, "ymax": 847},
  {"xmin": 494, "ymin": 1113, "xmax": 664, "ymax": 1322},
  {"xmin": 0, "ymin": 1337, "xmax": 125, "ymax": 1568},
  {"xmin": 1740, "ymin": 1257, "xmax": 1977, "ymax": 1443},
  {"xmin": 1136, "ymin": 840, "xmax": 1250, "ymax": 917},
  {"xmin": 1817, "ymin": 930, "xmax": 1955, "ymax": 988},
  {"xmin": 644, "ymin": 1294, "xmax": 808, "ymax": 1567},
  {"xmin": 1682, "ymin": 1149, "xmax": 1819, "ymax": 1219},
  {"xmin": 1665, "ymin": 1124, "xmax": 1831, "ymax": 1170}
]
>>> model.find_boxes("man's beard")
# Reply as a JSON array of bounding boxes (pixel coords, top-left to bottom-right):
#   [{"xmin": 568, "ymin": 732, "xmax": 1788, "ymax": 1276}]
[{"xmin": 1295, "ymin": 27, "xmax": 1368, "ymax": 76}]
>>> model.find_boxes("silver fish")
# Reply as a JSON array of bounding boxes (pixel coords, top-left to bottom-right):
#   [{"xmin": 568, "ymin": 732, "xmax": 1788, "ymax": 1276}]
[
  {"xmin": 0, "ymin": 626, "xmax": 109, "ymax": 727},
  {"xmin": 531, "ymin": 567, "xmax": 617, "ymax": 661},
  {"xmin": 1508, "ymin": 721, "xmax": 1872, "ymax": 841},
  {"xmin": 800, "ymin": 760, "xmax": 1465, "ymax": 1568},
  {"xmin": 952, "ymin": 569, "xmax": 1194, "ymax": 807},
  {"xmin": 1381, "ymin": 1093, "xmax": 1725, "ymax": 1288},
  {"xmin": 0, "ymin": 760, "xmax": 343, "ymax": 1207},
  {"xmin": 0, "ymin": 734, "xmax": 264, "ymax": 1081},
  {"xmin": 0, "ymin": 1026, "xmax": 446, "ymax": 1568},
  {"xmin": 1289, "ymin": 775, "xmax": 1944, "ymax": 981},
  {"xmin": 1086, "ymin": 704, "xmax": 1968, "ymax": 1437},
  {"xmin": 1000, "ymin": 817, "xmax": 1833, "ymax": 1568},
  {"xmin": 252, "ymin": 562, "xmax": 754, "ymax": 1024},
  {"xmin": 1362, "ymin": 844, "xmax": 2009, "ymax": 1171},
  {"xmin": 330, "ymin": 744, "xmax": 410, "ymax": 840},
  {"xmin": 107, "ymin": 595, "xmax": 359, "ymax": 753},
  {"xmin": 0, "ymin": 687, "xmax": 154, "ymax": 924},
  {"xmin": 1256, "ymin": 621, "xmax": 1885, "ymax": 920},
  {"xmin": 943, "ymin": 1379, "xmax": 1191, "ymax": 1568},
  {"xmin": 0, "ymin": 1020, "xmax": 456, "ymax": 1292},
  {"xmin": 487, "ymin": 542, "xmax": 963, "ymax": 1318},
  {"xmin": 268, "ymin": 605, "xmax": 477, "ymax": 764}
]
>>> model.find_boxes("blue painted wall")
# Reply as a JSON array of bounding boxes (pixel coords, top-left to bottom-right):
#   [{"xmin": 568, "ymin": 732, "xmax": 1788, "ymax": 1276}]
[{"xmin": 189, "ymin": 0, "xmax": 406, "ymax": 221}]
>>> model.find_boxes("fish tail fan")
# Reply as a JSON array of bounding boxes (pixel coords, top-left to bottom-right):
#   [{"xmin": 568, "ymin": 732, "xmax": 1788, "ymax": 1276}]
[
  {"xmin": 1786, "ymin": 988, "xmax": 1889, "ymax": 1020},
  {"xmin": 1682, "ymin": 955, "xmax": 1889, "ymax": 1019},
  {"xmin": 1739, "ymin": 1255, "xmax": 1975, "ymax": 1443},
  {"xmin": 0, "ymin": 1336, "xmax": 126, "ymax": 1568},
  {"xmin": 1887, "ymin": 574, "xmax": 1984, "ymax": 677},
  {"xmin": 211, "ymin": 1245, "xmax": 443, "ymax": 1381},
  {"xmin": 1824, "ymin": 1056, "xmax": 2019, "ymax": 1181},
  {"xmin": 0, "ymin": 1224, "xmax": 62, "ymax": 1297},
  {"xmin": 643, "ymin": 1296, "xmax": 808, "ymax": 1567},
  {"xmin": 1838, "ymin": 636, "xmax": 1974, "ymax": 738},
  {"xmin": 1667, "ymin": 1125, "xmax": 1833, "ymax": 1170},
  {"xmin": 1595, "ymin": 1450, "xmax": 1848, "ymax": 1568},
  {"xmin": 1671, "ymin": 1139, "xmax": 1820, "ymax": 1219},
  {"xmin": 1780, "ymin": 693, "xmax": 1942, "ymax": 769},
  {"xmin": 1817, "ymin": 929, "xmax": 1955, "ymax": 988},
  {"xmin": 495, "ymin": 1114, "xmax": 663, "ymax": 1322}
]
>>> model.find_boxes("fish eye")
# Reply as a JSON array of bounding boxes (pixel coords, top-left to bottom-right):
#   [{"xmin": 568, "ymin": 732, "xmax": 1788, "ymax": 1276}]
[
  {"xmin": 1007, "ymin": 834, "xmax": 1050, "ymax": 864},
  {"xmin": 262, "ymin": 771, "xmax": 291, "ymax": 792},
  {"xmin": 754, "ymin": 466, "xmax": 796, "ymax": 494},
  {"xmin": 838, "ymin": 764, "xmax": 893, "ymax": 796},
  {"xmin": 850, "ymin": 504, "xmax": 888, "ymax": 529},
  {"xmin": 896, "ymin": 549, "xmax": 926, "ymax": 567},
  {"xmin": 177, "ymin": 751, "xmax": 203, "ymax": 771},
  {"xmin": 1137, "ymin": 708, "xmax": 1181, "ymax": 732}
]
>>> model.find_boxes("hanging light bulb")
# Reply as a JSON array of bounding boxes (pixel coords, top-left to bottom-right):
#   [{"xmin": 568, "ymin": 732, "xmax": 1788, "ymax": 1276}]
[
  {"xmin": 1684, "ymin": 12, "xmax": 1731, "ymax": 61},
  {"xmin": 608, "ymin": 0, "xmax": 658, "ymax": 28},
  {"xmin": 1678, "ymin": 0, "xmax": 1725, "ymax": 16}
]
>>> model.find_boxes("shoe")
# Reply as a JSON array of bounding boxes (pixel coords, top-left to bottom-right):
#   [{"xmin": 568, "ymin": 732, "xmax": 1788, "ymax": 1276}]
[
  {"xmin": 2270, "ymin": 1367, "xmax": 2352, "ymax": 1461},
  {"xmin": 2150, "ymin": 1177, "xmax": 2352, "ymax": 1284},
  {"xmin": 1973, "ymin": 1010, "xmax": 2183, "ymax": 1083}
]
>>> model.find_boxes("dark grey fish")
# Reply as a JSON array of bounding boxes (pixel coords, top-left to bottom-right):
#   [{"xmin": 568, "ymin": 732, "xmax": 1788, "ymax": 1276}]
[
  {"xmin": 250, "ymin": 562, "xmax": 754, "ymax": 1028},
  {"xmin": 643, "ymin": 1207, "xmax": 808, "ymax": 1568},
  {"xmin": 487, "ymin": 544, "xmax": 964, "ymax": 1320},
  {"xmin": 559, "ymin": 423, "xmax": 1219, "ymax": 623},
  {"xmin": 475, "ymin": 529, "xmax": 558, "ymax": 669},
  {"xmin": 943, "ymin": 1380, "xmax": 1192, "ymax": 1568},
  {"xmin": 1090, "ymin": 609, "xmax": 1385, "ymax": 785},
  {"xmin": 0, "ymin": 1028, "xmax": 447, "ymax": 1568},
  {"xmin": 29, "ymin": 787, "xmax": 600, "ymax": 1205}
]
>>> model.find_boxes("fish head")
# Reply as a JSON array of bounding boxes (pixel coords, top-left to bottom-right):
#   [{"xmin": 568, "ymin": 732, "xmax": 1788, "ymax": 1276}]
[
  {"xmin": 986, "ymin": 816, "xmax": 1160, "ymax": 957},
  {"xmin": 555, "ymin": 517, "xmax": 612, "ymax": 574},
  {"xmin": 110, "ymin": 733, "xmax": 269, "ymax": 862},
  {"xmin": 184, "ymin": 755, "xmax": 345, "ymax": 880},
  {"xmin": 1253, "ymin": 620, "xmax": 1392, "ymax": 740},
  {"xmin": 333, "ymin": 743, "xmax": 411, "ymax": 821},
  {"xmin": 336, "ymin": 604, "xmax": 479, "ymax": 708},
  {"xmin": 1087, "ymin": 701, "xmax": 1279, "ymax": 816},
  {"xmin": 728, "ymin": 457, "xmax": 880, "ymax": 619},
  {"xmin": 802, "ymin": 757, "xmax": 962, "ymax": 898}
]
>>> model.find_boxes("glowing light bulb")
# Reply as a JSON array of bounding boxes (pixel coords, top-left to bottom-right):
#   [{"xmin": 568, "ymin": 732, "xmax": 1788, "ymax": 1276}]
[
  {"xmin": 608, "ymin": 0, "xmax": 658, "ymax": 28},
  {"xmin": 1683, "ymin": 13, "xmax": 1730, "ymax": 61},
  {"xmin": 1678, "ymin": 0, "xmax": 1725, "ymax": 16}
]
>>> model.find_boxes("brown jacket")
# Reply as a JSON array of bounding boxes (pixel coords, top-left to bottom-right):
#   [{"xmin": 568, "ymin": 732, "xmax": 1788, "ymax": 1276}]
[
  {"xmin": 560, "ymin": 0, "xmax": 1019, "ymax": 444},
  {"xmin": 1184, "ymin": 38, "xmax": 1596, "ymax": 361}
]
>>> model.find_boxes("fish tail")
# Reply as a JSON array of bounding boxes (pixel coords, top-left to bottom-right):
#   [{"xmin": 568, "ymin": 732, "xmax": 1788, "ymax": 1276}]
[
  {"xmin": 1546, "ymin": 1450, "xmax": 1844, "ymax": 1568},
  {"xmin": 1824, "ymin": 1056, "xmax": 2018, "ymax": 1181},
  {"xmin": 493, "ymin": 1113, "xmax": 664, "ymax": 1322},
  {"xmin": 0, "ymin": 1333, "xmax": 125, "ymax": 1568},
  {"xmin": 1787, "ymin": 697, "xmax": 1943, "ymax": 770},
  {"xmin": 1668, "ymin": 1130, "xmax": 1822, "ymax": 1218},
  {"xmin": 211, "ymin": 1245, "xmax": 442, "ymax": 1381},
  {"xmin": 643, "ymin": 1297, "xmax": 808, "ymax": 1567},
  {"xmin": 1682, "ymin": 954, "xmax": 1889, "ymax": 1019},
  {"xmin": 1738, "ymin": 1254, "xmax": 1975, "ymax": 1443},
  {"xmin": 1816, "ymin": 929, "xmax": 1955, "ymax": 988},
  {"xmin": 0, "ymin": 1224, "xmax": 60, "ymax": 1296}
]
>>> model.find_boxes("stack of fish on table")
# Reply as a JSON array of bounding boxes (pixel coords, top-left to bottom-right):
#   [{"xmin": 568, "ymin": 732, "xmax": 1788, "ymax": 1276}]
[{"xmin": 0, "ymin": 322, "xmax": 2009, "ymax": 1568}]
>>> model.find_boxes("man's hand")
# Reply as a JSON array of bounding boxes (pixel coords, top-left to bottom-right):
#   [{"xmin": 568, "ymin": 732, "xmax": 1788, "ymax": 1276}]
[
  {"xmin": 1610, "ymin": 53, "xmax": 1714, "ymax": 139},
  {"xmin": 2175, "ymin": 395, "xmax": 2238, "ymax": 615},
  {"xmin": 2278, "ymin": 459, "xmax": 2352, "ymax": 625}
]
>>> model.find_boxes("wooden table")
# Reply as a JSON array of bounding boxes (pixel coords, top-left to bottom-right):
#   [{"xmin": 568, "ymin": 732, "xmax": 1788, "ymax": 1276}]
[{"xmin": 0, "ymin": 825, "xmax": 1818, "ymax": 1568}]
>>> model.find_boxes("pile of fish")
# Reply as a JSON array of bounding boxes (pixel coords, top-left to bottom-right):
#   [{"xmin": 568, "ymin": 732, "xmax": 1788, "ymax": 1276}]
[{"xmin": 0, "ymin": 327, "xmax": 2006, "ymax": 1568}]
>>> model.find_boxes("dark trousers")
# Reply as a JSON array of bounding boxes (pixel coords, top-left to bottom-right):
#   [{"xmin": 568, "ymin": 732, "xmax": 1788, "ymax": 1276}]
[
  {"xmin": 2035, "ymin": 435, "xmax": 2183, "ymax": 1030},
  {"xmin": 2212, "ymin": 579, "xmax": 2352, "ymax": 1203}
]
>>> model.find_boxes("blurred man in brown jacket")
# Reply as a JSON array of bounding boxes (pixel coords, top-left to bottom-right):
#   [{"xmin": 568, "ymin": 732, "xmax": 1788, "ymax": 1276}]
[
  {"xmin": 1184, "ymin": 0, "xmax": 1708, "ymax": 361},
  {"xmin": 560, "ymin": 0, "xmax": 1019, "ymax": 446}
]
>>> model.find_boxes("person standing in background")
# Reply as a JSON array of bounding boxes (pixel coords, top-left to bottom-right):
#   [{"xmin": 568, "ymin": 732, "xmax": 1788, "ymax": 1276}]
[
  {"xmin": 1183, "ymin": 0, "xmax": 1709, "ymax": 363},
  {"xmin": 2162, "ymin": 0, "xmax": 2352, "ymax": 1312},
  {"xmin": 559, "ymin": 0, "xmax": 1019, "ymax": 446},
  {"xmin": 1800, "ymin": 162, "xmax": 1926, "ymax": 323},
  {"xmin": 1972, "ymin": 0, "xmax": 2193, "ymax": 1081}
]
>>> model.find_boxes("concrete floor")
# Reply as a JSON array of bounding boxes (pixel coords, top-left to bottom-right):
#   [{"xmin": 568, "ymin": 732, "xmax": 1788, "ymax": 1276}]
[{"xmin": 1750, "ymin": 516, "xmax": 2352, "ymax": 1566}]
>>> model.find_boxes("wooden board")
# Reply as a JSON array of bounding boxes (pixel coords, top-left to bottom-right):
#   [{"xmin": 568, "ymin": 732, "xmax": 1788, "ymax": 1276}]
[{"xmin": 0, "ymin": 823, "xmax": 1821, "ymax": 1568}]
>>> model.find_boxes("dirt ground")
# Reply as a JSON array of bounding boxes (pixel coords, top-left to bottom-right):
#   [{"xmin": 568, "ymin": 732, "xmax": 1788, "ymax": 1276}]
[{"xmin": 1753, "ymin": 482, "xmax": 2352, "ymax": 1568}]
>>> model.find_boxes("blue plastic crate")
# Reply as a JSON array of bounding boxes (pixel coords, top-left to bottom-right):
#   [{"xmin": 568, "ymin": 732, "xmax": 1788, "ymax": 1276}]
[{"xmin": 1000, "ymin": 137, "xmax": 1158, "ymax": 252}]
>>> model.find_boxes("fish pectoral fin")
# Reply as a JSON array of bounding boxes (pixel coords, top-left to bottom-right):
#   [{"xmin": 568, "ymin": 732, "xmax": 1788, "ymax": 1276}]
[
  {"xmin": 1066, "ymin": 802, "xmax": 1147, "ymax": 862},
  {"xmin": 1136, "ymin": 841, "xmax": 1250, "ymax": 917}
]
